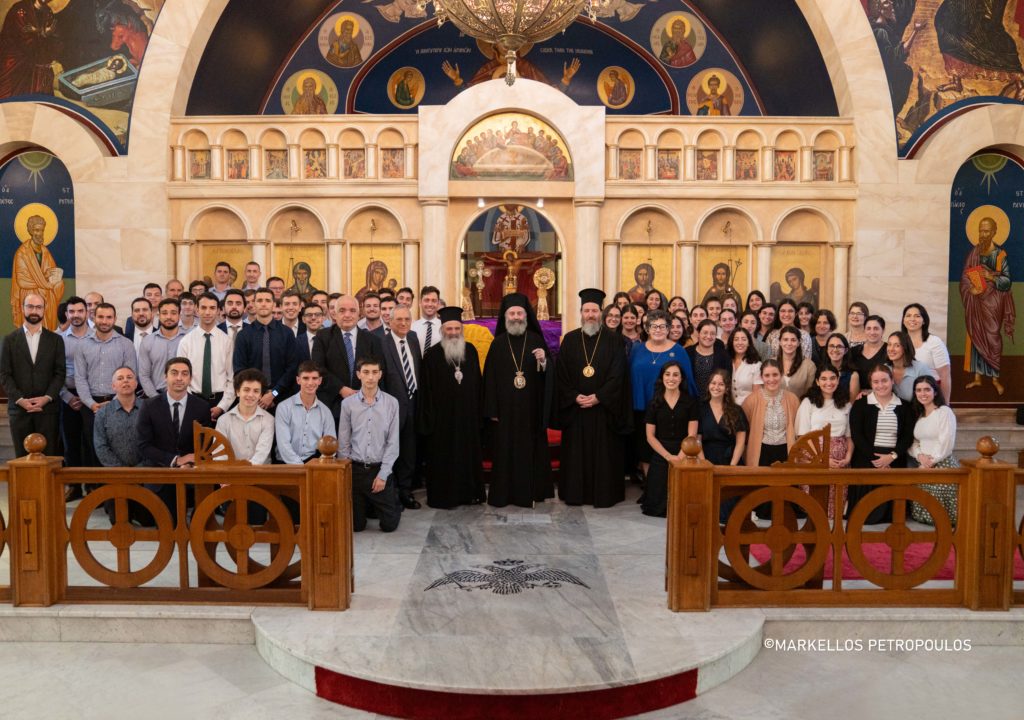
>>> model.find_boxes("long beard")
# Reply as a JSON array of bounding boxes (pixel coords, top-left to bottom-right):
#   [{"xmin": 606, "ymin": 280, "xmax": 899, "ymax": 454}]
[
  {"xmin": 582, "ymin": 321, "xmax": 600, "ymax": 337},
  {"xmin": 441, "ymin": 336, "xmax": 466, "ymax": 365},
  {"xmin": 506, "ymin": 319, "xmax": 527, "ymax": 336}
]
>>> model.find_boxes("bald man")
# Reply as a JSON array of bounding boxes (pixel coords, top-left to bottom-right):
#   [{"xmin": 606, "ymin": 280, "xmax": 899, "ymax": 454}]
[{"xmin": 312, "ymin": 294, "xmax": 386, "ymax": 416}]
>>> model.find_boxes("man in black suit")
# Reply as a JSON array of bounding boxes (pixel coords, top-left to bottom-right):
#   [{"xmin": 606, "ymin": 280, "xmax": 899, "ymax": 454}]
[
  {"xmin": 136, "ymin": 357, "xmax": 212, "ymax": 522},
  {"xmin": 0, "ymin": 294, "xmax": 66, "ymax": 457},
  {"xmin": 379, "ymin": 305, "xmax": 422, "ymax": 509},
  {"xmin": 312, "ymin": 295, "xmax": 385, "ymax": 416},
  {"xmin": 232, "ymin": 288, "xmax": 298, "ymax": 410},
  {"xmin": 296, "ymin": 302, "xmax": 325, "ymax": 363}
]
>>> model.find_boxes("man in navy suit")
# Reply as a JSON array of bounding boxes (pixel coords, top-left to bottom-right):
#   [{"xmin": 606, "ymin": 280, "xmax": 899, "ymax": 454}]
[
  {"xmin": 0, "ymin": 294, "xmax": 66, "ymax": 456},
  {"xmin": 312, "ymin": 295, "xmax": 385, "ymax": 416},
  {"xmin": 136, "ymin": 357, "xmax": 212, "ymax": 523},
  {"xmin": 379, "ymin": 305, "xmax": 421, "ymax": 509},
  {"xmin": 296, "ymin": 302, "xmax": 325, "ymax": 363}
]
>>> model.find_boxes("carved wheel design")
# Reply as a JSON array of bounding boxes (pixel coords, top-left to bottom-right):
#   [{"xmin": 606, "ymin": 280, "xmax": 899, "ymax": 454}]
[
  {"xmin": 69, "ymin": 485, "xmax": 175, "ymax": 588},
  {"xmin": 717, "ymin": 489, "xmax": 757, "ymax": 583},
  {"xmin": 189, "ymin": 486, "xmax": 296, "ymax": 590},
  {"xmin": 845, "ymin": 486, "xmax": 953, "ymax": 590},
  {"xmin": 220, "ymin": 487, "xmax": 302, "ymax": 585},
  {"xmin": 723, "ymin": 487, "xmax": 830, "ymax": 590}
]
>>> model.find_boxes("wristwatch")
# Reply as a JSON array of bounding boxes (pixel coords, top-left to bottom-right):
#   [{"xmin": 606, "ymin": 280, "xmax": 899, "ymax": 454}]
[
  {"xmin": 889, "ymin": 451, "xmax": 898, "ymax": 460},
  {"xmin": 271, "ymin": 389, "xmax": 279, "ymax": 398}
]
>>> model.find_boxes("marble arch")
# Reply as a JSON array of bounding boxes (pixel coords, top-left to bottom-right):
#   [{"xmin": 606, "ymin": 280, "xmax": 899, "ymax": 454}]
[
  {"xmin": 339, "ymin": 203, "xmax": 410, "ymax": 241},
  {"xmin": 184, "ymin": 204, "xmax": 253, "ymax": 241}
]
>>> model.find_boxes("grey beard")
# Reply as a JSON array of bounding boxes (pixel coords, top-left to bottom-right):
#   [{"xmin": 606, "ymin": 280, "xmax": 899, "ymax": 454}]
[
  {"xmin": 506, "ymin": 319, "xmax": 527, "ymax": 336},
  {"xmin": 582, "ymin": 320, "xmax": 600, "ymax": 337},
  {"xmin": 441, "ymin": 336, "xmax": 466, "ymax": 365}
]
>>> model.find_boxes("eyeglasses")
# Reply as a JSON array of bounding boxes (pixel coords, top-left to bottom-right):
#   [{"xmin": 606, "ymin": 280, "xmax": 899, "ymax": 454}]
[
  {"xmin": 827, "ymin": 344, "xmax": 845, "ymax": 350},
  {"xmin": 648, "ymin": 323, "xmax": 668, "ymax": 331},
  {"xmin": 848, "ymin": 311, "xmax": 865, "ymax": 317}
]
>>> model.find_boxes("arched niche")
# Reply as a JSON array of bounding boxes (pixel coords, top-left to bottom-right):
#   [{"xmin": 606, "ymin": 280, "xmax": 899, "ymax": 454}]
[
  {"xmin": 695, "ymin": 208, "xmax": 756, "ymax": 304},
  {"xmin": 768, "ymin": 208, "xmax": 833, "ymax": 309},
  {"xmin": 459, "ymin": 204, "xmax": 562, "ymax": 320},
  {"xmin": 190, "ymin": 206, "xmax": 248, "ymax": 241},
  {"xmin": 187, "ymin": 206, "xmax": 251, "ymax": 285},
  {"xmin": 775, "ymin": 209, "xmax": 834, "ymax": 244},
  {"xmin": 344, "ymin": 207, "xmax": 406, "ymax": 303},
  {"xmin": 617, "ymin": 208, "xmax": 679, "ymax": 300},
  {"xmin": 265, "ymin": 206, "xmax": 328, "ymax": 292}
]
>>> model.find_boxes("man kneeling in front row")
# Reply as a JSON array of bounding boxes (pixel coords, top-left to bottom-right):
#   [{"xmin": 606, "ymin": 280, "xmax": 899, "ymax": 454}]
[{"xmin": 338, "ymin": 357, "xmax": 401, "ymax": 533}]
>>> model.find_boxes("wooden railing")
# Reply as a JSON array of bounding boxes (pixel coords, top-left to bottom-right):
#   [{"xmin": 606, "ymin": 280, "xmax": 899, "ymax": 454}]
[
  {"xmin": 667, "ymin": 435, "xmax": 1021, "ymax": 611},
  {"xmin": 0, "ymin": 432, "xmax": 352, "ymax": 610}
]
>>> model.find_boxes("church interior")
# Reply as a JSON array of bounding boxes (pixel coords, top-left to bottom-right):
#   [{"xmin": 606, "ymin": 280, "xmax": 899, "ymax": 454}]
[{"xmin": 1, "ymin": 0, "xmax": 1024, "ymax": 717}]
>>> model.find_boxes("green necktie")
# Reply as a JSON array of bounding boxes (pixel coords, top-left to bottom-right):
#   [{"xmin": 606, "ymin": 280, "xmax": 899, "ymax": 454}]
[{"xmin": 202, "ymin": 333, "xmax": 213, "ymax": 397}]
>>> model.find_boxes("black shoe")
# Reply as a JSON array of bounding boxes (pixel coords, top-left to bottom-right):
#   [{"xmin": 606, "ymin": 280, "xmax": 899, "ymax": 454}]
[
  {"xmin": 64, "ymin": 484, "xmax": 84, "ymax": 503},
  {"xmin": 399, "ymin": 491, "xmax": 421, "ymax": 510}
]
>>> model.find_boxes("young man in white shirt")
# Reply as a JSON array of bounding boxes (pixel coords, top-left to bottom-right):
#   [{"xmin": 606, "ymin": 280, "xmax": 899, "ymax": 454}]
[
  {"xmin": 178, "ymin": 292, "xmax": 235, "ymax": 419},
  {"xmin": 411, "ymin": 285, "xmax": 441, "ymax": 356},
  {"xmin": 210, "ymin": 261, "xmax": 233, "ymax": 301},
  {"xmin": 281, "ymin": 290, "xmax": 304, "ymax": 337},
  {"xmin": 215, "ymin": 368, "xmax": 274, "ymax": 466},
  {"xmin": 242, "ymin": 261, "xmax": 262, "ymax": 291}
]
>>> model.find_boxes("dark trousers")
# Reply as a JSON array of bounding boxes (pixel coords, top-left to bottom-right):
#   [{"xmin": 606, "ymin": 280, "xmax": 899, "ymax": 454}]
[
  {"xmin": 78, "ymin": 404, "xmax": 104, "ymax": 467},
  {"xmin": 351, "ymin": 463, "xmax": 400, "ymax": 533},
  {"xmin": 9, "ymin": 407, "xmax": 59, "ymax": 458},
  {"xmin": 61, "ymin": 399, "xmax": 85, "ymax": 466},
  {"xmin": 392, "ymin": 416, "xmax": 417, "ymax": 494}
]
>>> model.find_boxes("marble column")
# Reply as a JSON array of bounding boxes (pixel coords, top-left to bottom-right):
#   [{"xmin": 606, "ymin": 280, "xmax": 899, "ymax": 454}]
[
  {"xmin": 173, "ymin": 240, "xmax": 192, "ymax": 282},
  {"xmin": 684, "ymin": 145, "xmax": 696, "ymax": 181},
  {"xmin": 248, "ymin": 145, "xmax": 261, "ymax": 180},
  {"xmin": 210, "ymin": 145, "xmax": 223, "ymax": 180},
  {"xmin": 421, "ymin": 199, "xmax": 449, "ymax": 301},
  {"xmin": 800, "ymin": 146, "xmax": 813, "ymax": 182},
  {"xmin": 403, "ymin": 240, "xmax": 420, "ymax": 297},
  {"xmin": 762, "ymin": 146, "xmax": 775, "ymax": 181},
  {"xmin": 574, "ymin": 200, "xmax": 602, "ymax": 298},
  {"xmin": 645, "ymin": 144, "xmax": 657, "ymax": 181},
  {"xmin": 404, "ymin": 144, "xmax": 415, "ymax": 179},
  {"xmin": 839, "ymin": 146, "xmax": 853, "ymax": 182},
  {"xmin": 608, "ymin": 145, "xmax": 619, "ymax": 180},
  {"xmin": 755, "ymin": 242, "xmax": 772, "ymax": 293},
  {"xmin": 603, "ymin": 241, "xmax": 619, "ymax": 297},
  {"xmin": 288, "ymin": 144, "xmax": 301, "ymax": 180},
  {"xmin": 172, "ymin": 146, "xmax": 185, "ymax": 181},
  {"xmin": 251, "ymin": 242, "xmax": 268, "ymax": 282},
  {"xmin": 327, "ymin": 144, "xmax": 340, "ymax": 179},
  {"xmin": 366, "ymin": 144, "xmax": 378, "ymax": 179},
  {"xmin": 327, "ymin": 241, "xmax": 344, "ymax": 293},
  {"xmin": 831, "ymin": 242, "xmax": 851, "ymax": 314},
  {"xmin": 679, "ymin": 241, "xmax": 696, "ymax": 304},
  {"xmin": 723, "ymin": 145, "xmax": 736, "ymax": 181}
]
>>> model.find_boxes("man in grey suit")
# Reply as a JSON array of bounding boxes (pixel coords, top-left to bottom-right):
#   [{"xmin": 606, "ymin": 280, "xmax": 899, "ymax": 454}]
[
  {"xmin": 379, "ymin": 305, "xmax": 421, "ymax": 509},
  {"xmin": 0, "ymin": 294, "xmax": 66, "ymax": 457}
]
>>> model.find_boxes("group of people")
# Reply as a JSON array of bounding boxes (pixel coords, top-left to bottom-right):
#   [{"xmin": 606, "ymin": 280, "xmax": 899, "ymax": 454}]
[
  {"xmin": 600, "ymin": 288, "xmax": 958, "ymax": 523},
  {"xmin": 0, "ymin": 264, "xmax": 961, "ymax": 533}
]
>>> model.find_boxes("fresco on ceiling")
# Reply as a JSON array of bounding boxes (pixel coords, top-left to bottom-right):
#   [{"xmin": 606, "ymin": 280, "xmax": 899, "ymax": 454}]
[
  {"xmin": 451, "ymin": 112, "xmax": 572, "ymax": 181},
  {"xmin": 946, "ymin": 152, "xmax": 1022, "ymax": 406},
  {"xmin": 0, "ymin": 151, "xmax": 76, "ymax": 335},
  {"xmin": 262, "ymin": 0, "xmax": 762, "ymax": 117},
  {"xmin": 0, "ymin": 0, "xmax": 165, "ymax": 154},
  {"xmin": 863, "ymin": 0, "xmax": 1024, "ymax": 157}
]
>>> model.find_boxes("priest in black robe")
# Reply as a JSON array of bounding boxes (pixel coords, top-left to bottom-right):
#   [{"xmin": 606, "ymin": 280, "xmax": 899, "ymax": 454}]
[
  {"xmin": 555, "ymin": 288, "xmax": 632, "ymax": 507},
  {"xmin": 483, "ymin": 293, "xmax": 553, "ymax": 508},
  {"xmin": 416, "ymin": 306, "xmax": 485, "ymax": 508}
]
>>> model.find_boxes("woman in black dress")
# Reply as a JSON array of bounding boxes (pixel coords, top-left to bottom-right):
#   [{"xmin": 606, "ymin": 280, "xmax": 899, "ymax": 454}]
[
  {"xmin": 642, "ymin": 361, "xmax": 699, "ymax": 517},
  {"xmin": 850, "ymin": 314, "xmax": 887, "ymax": 392},
  {"xmin": 697, "ymin": 368, "xmax": 749, "ymax": 522}
]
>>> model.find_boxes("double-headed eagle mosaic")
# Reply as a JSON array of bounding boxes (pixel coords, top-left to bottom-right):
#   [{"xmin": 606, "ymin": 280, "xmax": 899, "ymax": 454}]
[{"xmin": 424, "ymin": 559, "xmax": 589, "ymax": 595}]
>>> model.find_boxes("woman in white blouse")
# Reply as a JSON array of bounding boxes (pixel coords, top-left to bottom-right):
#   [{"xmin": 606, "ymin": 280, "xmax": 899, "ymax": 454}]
[
  {"xmin": 901, "ymin": 303, "xmax": 952, "ymax": 402},
  {"xmin": 908, "ymin": 375, "xmax": 959, "ymax": 526},
  {"xmin": 796, "ymin": 366, "xmax": 853, "ymax": 519},
  {"xmin": 727, "ymin": 327, "xmax": 762, "ymax": 406}
]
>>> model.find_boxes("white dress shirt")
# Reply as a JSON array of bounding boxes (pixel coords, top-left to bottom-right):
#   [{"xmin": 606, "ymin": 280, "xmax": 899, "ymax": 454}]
[
  {"xmin": 215, "ymin": 406, "xmax": 275, "ymax": 465},
  {"xmin": 411, "ymin": 316, "xmax": 441, "ymax": 355},
  {"xmin": 390, "ymin": 331, "xmax": 419, "ymax": 387},
  {"xmin": 132, "ymin": 326, "xmax": 153, "ymax": 357},
  {"xmin": 23, "ymin": 325, "xmax": 41, "ymax": 363},
  {"xmin": 909, "ymin": 405, "xmax": 956, "ymax": 462},
  {"xmin": 795, "ymin": 397, "xmax": 852, "ymax": 437},
  {"xmin": 177, "ymin": 326, "xmax": 236, "ymax": 413}
]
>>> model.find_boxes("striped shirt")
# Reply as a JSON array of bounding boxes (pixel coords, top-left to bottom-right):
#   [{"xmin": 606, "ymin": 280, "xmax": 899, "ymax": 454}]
[
  {"xmin": 73, "ymin": 334, "xmax": 138, "ymax": 408},
  {"xmin": 868, "ymin": 392, "xmax": 901, "ymax": 448}
]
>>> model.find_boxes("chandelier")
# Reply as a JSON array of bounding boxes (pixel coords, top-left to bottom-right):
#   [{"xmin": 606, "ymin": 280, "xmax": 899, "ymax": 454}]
[{"xmin": 418, "ymin": 0, "xmax": 601, "ymax": 85}]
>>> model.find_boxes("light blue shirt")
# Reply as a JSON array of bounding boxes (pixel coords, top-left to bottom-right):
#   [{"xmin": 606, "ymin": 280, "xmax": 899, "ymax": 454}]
[
  {"xmin": 138, "ymin": 329, "xmax": 183, "ymax": 397},
  {"xmin": 59, "ymin": 325, "xmax": 94, "ymax": 402},
  {"xmin": 338, "ymin": 388, "xmax": 400, "ymax": 480},
  {"xmin": 275, "ymin": 392, "xmax": 336, "ymax": 464},
  {"xmin": 73, "ymin": 333, "xmax": 137, "ymax": 408}
]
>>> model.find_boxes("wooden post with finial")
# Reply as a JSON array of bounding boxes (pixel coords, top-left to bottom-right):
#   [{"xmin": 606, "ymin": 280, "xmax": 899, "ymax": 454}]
[
  {"xmin": 960, "ymin": 436, "xmax": 1015, "ymax": 611},
  {"xmin": 304, "ymin": 436, "xmax": 353, "ymax": 610},
  {"xmin": 666, "ymin": 436, "xmax": 713, "ymax": 611},
  {"xmin": 8, "ymin": 434, "xmax": 65, "ymax": 606}
]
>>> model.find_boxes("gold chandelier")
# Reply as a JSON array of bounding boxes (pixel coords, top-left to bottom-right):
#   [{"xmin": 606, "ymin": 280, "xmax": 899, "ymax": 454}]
[{"xmin": 419, "ymin": 0, "xmax": 600, "ymax": 85}]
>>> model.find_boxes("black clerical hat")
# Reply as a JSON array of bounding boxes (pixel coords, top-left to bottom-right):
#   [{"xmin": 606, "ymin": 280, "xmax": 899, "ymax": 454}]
[
  {"xmin": 438, "ymin": 306, "xmax": 463, "ymax": 324},
  {"xmin": 578, "ymin": 288, "xmax": 606, "ymax": 308}
]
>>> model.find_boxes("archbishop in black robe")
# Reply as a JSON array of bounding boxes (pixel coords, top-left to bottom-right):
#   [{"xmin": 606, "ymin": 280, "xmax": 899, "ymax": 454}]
[
  {"xmin": 483, "ymin": 294, "xmax": 553, "ymax": 508},
  {"xmin": 555, "ymin": 290, "xmax": 631, "ymax": 507},
  {"xmin": 416, "ymin": 311, "xmax": 485, "ymax": 509}
]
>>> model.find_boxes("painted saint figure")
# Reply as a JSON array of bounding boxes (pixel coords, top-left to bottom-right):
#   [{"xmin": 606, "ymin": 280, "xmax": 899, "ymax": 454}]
[
  {"xmin": 0, "ymin": 0, "xmax": 58, "ymax": 98},
  {"xmin": 394, "ymin": 69, "xmax": 416, "ymax": 107},
  {"xmin": 960, "ymin": 216, "xmax": 1016, "ymax": 395},
  {"xmin": 701, "ymin": 262, "xmax": 743, "ymax": 307},
  {"xmin": 287, "ymin": 261, "xmax": 319, "ymax": 302},
  {"xmin": 326, "ymin": 19, "xmax": 363, "ymax": 67},
  {"xmin": 626, "ymin": 263, "xmax": 655, "ymax": 304},
  {"xmin": 604, "ymin": 69, "xmax": 629, "ymax": 107},
  {"xmin": 11, "ymin": 214, "xmax": 64, "ymax": 329},
  {"xmin": 292, "ymin": 76, "xmax": 327, "ymax": 115},
  {"xmin": 355, "ymin": 260, "xmax": 395, "ymax": 305},
  {"xmin": 659, "ymin": 19, "xmax": 697, "ymax": 68},
  {"xmin": 695, "ymin": 74, "xmax": 730, "ymax": 116}
]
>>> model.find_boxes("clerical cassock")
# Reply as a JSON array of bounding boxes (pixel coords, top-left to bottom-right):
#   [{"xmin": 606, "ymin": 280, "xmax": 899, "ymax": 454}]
[
  {"xmin": 483, "ymin": 294, "xmax": 553, "ymax": 508},
  {"xmin": 555, "ymin": 288, "xmax": 632, "ymax": 507},
  {"xmin": 417, "ymin": 306, "xmax": 485, "ymax": 508}
]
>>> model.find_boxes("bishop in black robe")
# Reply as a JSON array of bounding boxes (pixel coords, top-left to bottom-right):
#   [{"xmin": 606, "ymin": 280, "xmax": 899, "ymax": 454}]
[
  {"xmin": 416, "ymin": 307, "xmax": 485, "ymax": 509},
  {"xmin": 555, "ymin": 289, "xmax": 631, "ymax": 507},
  {"xmin": 483, "ymin": 294, "xmax": 553, "ymax": 508}
]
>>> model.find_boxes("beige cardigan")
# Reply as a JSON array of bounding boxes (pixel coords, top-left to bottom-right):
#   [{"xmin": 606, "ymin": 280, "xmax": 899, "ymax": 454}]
[{"xmin": 741, "ymin": 389, "xmax": 800, "ymax": 467}]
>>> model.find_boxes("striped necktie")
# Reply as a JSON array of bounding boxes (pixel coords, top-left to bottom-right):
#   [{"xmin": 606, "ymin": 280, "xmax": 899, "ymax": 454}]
[
  {"xmin": 400, "ymin": 339, "xmax": 416, "ymax": 397},
  {"xmin": 424, "ymin": 321, "xmax": 433, "ymax": 350}
]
